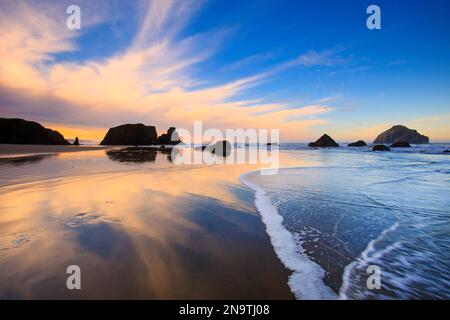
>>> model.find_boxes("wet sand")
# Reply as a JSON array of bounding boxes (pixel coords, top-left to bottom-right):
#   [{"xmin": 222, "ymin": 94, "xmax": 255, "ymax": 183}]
[
  {"xmin": 0, "ymin": 148, "xmax": 296, "ymax": 299},
  {"xmin": 0, "ymin": 144, "xmax": 110, "ymax": 157}
]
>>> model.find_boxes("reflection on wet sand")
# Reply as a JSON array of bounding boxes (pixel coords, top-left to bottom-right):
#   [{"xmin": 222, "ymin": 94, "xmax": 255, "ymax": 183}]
[
  {"xmin": 0, "ymin": 148, "xmax": 298, "ymax": 299},
  {"xmin": 0, "ymin": 154, "xmax": 55, "ymax": 166}
]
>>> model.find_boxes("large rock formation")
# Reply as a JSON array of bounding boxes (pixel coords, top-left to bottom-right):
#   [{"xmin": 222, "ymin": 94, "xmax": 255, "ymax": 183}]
[
  {"xmin": 100, "ymin": 124, "xmax": 157, "ymax": 145},
  {"xmin": 309, "ymin": 134, "xmax": 339, "ymax": 148},
  {"xmin": 0, "ymin": 118, "xmax": 70, "ymax": 145},
  {"xmin": 157, "ymin": 127, "xmax": 181, "ymax": 145},
  {"xmin": 348, "ymin": 140, "xmax": 367, "ymax": 147},
  {"xmin": 373, "ymin": 125, "xmax": 429, "ymax": 144}
]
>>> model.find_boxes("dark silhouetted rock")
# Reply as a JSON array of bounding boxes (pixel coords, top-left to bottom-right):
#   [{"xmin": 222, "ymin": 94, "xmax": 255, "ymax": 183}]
[
  {"xmin": 372, "ymin": 145, "xmax": 391, "ymax": 151},
  {"xmin": 209, "ymin": 140, "xmax": 232, "ymax": 157},
  {"xmin": 0, "ymin": 118, "xmax": 70, "ymax": 145},
  {"xmin": 157, "ymin": 127, "xmax": 181, "ymax": 145},
  {"xmin": 348, "ymin": 140, "xmax": 367, "ymax": 147},
  {"xmin": 443, "ymin": 150, "xmax": 450, "ymax": 153},
  {"xmin": 373, "ymin": 125, "xmax": 429, "ymax": 144},
  {"xmin": 390, "ymin": 141, "xmax": 411, "ymax": 148},
  {"xmin": 100, "ymin": 124, "xmax": 157, "ymax": 145},
  {"xmin": 73, "ymin": 137, "xmax": 80, "ymax": 146},
  {"xmin": 265, "ymin": 142, "xmax": 279, "ymax": 148},
  {"xmin": 308, "ymin": 134, "xmax": 339, "ymax": 148}
]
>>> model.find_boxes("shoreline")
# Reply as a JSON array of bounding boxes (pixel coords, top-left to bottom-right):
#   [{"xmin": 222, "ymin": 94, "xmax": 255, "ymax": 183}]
[
  {"xmin": 240, "ymin": 170, "xmax": 337, "ymax": 300},
  {"xmin": 0, "ymin": 144, "xmax": 111, "ymax": 157}
]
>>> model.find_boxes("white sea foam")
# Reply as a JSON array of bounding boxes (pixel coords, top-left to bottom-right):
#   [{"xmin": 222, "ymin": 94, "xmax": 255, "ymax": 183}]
[
  {"xmin": 240, "ymin": 171, "xmax": 337, "ymax": 300},
  {"xmin": 338, "ymin": 222, "xmax": 400, "ymax": 300}
]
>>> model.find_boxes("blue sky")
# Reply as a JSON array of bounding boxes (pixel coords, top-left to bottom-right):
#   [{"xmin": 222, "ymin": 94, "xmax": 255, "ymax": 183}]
[{"xmin": 1, "ymin": 0, "xmax": 449, "ymax": 141}]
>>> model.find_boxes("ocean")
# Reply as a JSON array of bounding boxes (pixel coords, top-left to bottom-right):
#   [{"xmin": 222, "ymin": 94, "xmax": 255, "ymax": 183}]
[
  {"xmin": 241, "ymin": 143, "xmax": 450, "ymax": 299},
  {"xmin": 0, "ymin": 143, "xmax": 448, "ymax": 299}
]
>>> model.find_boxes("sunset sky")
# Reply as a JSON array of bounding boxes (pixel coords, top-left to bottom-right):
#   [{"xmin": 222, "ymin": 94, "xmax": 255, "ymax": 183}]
[{"xmin": 0, "ymin": 0, "xmax": 449, "ymax": 142}]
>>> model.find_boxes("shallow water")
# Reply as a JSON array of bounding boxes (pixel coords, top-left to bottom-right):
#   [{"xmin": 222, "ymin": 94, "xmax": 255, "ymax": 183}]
[{"xmin": 243, "ymin": 148, "xmax": 450, "ymax": 299}]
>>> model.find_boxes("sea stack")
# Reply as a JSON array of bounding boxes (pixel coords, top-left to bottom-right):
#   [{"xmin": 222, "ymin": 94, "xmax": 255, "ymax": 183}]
[
  {"xmin": 157, "ymin": 127, "xmax": 181, "ymax": 145},
  {"xmin": 348, "ymin": 140, "xmax": 367, "ymax": 147},
  {"xmin": 100, "ymin": 124, "xmax": 157, "ymax": 145},
  {"xmin": 308, "ymin": 134, "xmax": 339, "ymax": 148},
  {"xmin": 73, "ymin": 137, "xmax": 80, "ymax": 146},
  {"xmin": 373, "ymin": 125, "xmax": 429, "ymax": 144},
  {"xmin": 0, "ymin": 118, "xmax": 70, "ymax": 145}
]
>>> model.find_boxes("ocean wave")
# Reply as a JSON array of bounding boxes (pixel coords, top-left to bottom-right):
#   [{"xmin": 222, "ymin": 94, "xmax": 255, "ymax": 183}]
[{"xmin": 240, "ymin": 170, "xmax": 337, "ymax": 300}]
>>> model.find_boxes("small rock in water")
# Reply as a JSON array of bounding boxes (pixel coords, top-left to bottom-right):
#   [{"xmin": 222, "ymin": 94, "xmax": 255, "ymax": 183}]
[
  {"xmin": 390, "ymin": 141, "xmax": 411, "ymax": 148},
  {"xmin": 308, "ymin": 134, "xmax": 339, "ymax": 148},
  {"xmin": 372, "ymin": 144, "xmax": 391, "ymax": 151},
  {"xmin": 210, "ymin": 140, "xmax": 232, "ymax": 156},
  {"xmin": 348, "ymin": 140, "xmax": 367, "ymax": 147}
]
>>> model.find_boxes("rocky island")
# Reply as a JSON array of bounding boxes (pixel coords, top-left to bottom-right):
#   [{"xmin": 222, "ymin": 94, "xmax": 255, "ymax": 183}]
[
  {"xmin": 100, "ymin": 123, "xmax": 158, "ymax": 145},
  {"xmin": 374, "ymin": 125, "xmax": 429, "ymax": 144},
  {"xmin": 0, "ymin": 118, "xmax": 70, "ymax": 145},
  {"xmin": 309, "ymin": 134, "xmax": 339, "ymax": 148}
]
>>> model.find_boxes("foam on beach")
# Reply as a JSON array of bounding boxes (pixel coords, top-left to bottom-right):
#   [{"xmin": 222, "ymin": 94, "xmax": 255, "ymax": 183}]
[{"xmin": 240, "ymin": 171, "xmax": 337, "ymax": 300}]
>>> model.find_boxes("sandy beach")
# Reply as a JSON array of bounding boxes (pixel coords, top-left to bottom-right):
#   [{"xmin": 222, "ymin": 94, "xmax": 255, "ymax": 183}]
[
  {"xmin": 0, "ymin": 146, "xmax": 295, "ymax": 299},
  {"xmin": 0, "ymin": 144, "xmax": 111, "ymax": 157}
]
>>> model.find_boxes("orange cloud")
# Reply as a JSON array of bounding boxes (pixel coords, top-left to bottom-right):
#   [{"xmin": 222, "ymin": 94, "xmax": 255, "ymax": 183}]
[{"xmin": 0, "ymin": 0, "xmax": 333, "ymax": 142}]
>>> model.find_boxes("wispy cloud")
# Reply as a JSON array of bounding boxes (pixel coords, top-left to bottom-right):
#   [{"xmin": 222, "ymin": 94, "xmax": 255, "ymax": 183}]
[
  {"xmin": 221, "ymin": 51, "xmax": 278, "ymax": 72},
  {"xmin": 0, "ymin": 0, "xmax": 334, "ymax": 141}
]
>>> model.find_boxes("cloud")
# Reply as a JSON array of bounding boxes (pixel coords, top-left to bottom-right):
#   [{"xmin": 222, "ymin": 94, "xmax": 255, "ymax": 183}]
[
  {"xmin": 0, "ymin": 0, "xmax": 334, "ymax": 141},
  {"xmin": 296, "ymin": 49, "xmax": 347, "ymax": 67},
  {"xmin": 221, "ymin": 51, "xmax": 278, "ymax": 72}
]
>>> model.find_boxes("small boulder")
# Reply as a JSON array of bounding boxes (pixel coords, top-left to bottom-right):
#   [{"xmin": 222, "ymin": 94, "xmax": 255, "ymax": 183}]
[
  {"xmin": 73, "ymin": 137, "xmax": 80, "ymax": 146},
  {"xmin": 210, "ymin": 140, "xmax": 232, "ymax": 157},
  {"xmin": 372, "ymin": 145, "xmax": 391, "ymax": 152},
  {"xmin": 443, "ymin": 150, "xmax": 450, "ymax": 153},
  {"xmin": 390, "ymin": 141, "xmax": 411, "ymax": 148},
  {"xmin": 308, "ymin": 134, "xmax": 339, "ymax": 148},
  {"xmin": 348, "ymin": 140, "xmax": 367, "ymax": 147}
]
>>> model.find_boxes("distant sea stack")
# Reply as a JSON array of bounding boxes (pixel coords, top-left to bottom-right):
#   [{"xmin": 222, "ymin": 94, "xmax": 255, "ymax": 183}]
[
  {"xmin": 309, "ymin": 134, "xmax": 339, "ymax": 148},
  {"xmin": 0, "ymin": 118, "xmax": 70, "ymax": 145},
  {"xmin": 157, "ymin": 127, "xmax": 181, "ymax": 145},
  {"xmin": 373, "ymin": 125, "xmax": 429, "ymax": 144},
  {"xmin": 73, "ymin": 137, "xmax": 80, "ymax": 146},
  {"xmin": 100, "ymin": 124, "xmax": 157, "ymax": 145},
  {"xmin": 348, "ymin": 140, "xmax": 367, "ymax": 147}
]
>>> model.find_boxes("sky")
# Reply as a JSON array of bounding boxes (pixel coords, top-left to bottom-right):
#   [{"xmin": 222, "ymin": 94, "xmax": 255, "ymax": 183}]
[{"xmin": 0, "ymin": 0, "xmax": 449, "ymax": 142}]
